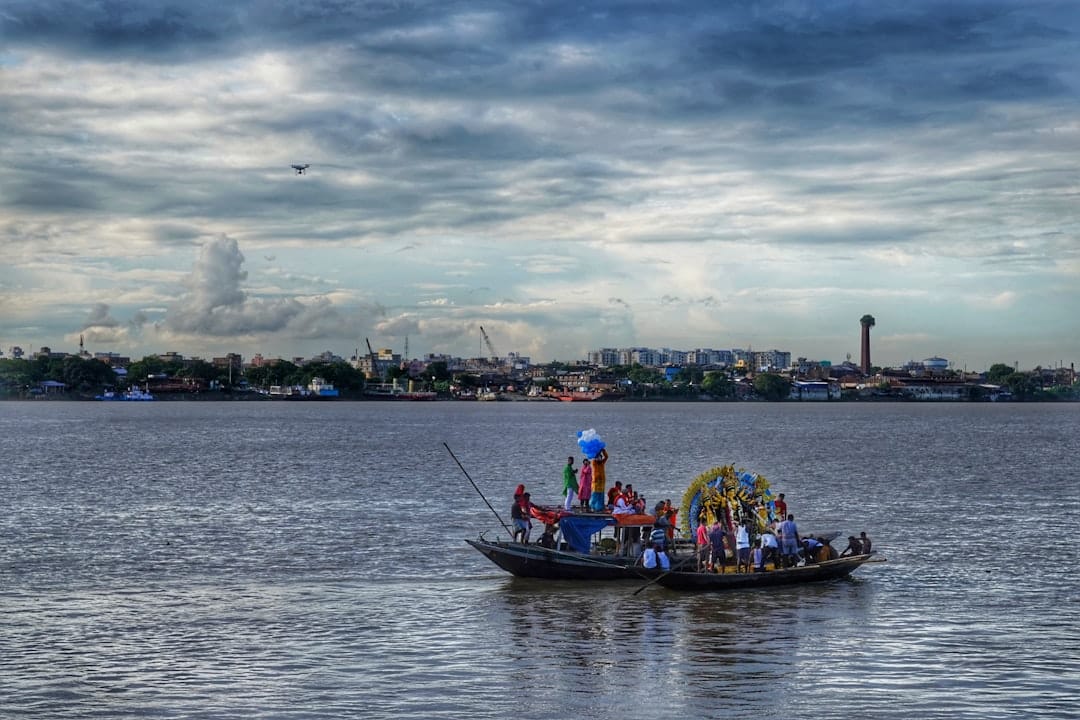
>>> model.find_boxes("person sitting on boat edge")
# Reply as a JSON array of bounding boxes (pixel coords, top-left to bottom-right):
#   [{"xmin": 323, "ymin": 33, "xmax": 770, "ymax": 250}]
[
  {"xmin": 562, "ymin": 456, "xmax": 578, "ymax": 512},
  {"xmin": 839, "ymin": 535, "xmax": 862, "ymax": 557},
  {"xmin": 607, "ymin": 481, "xmax": 623, "ymax": 508},
  {"xmin": 860, "ymin": 531, "xmax": 872, "ymax": 555},
  {"xmin": 538, "ymin": 523, "xmax": 558, "ymax": 549},
  {"xmin": 612, "ymin": 493, "xmax": 634, "ymax": 515},
  {"xmin": 641, "ymin": 540, "xmax": 670, "ymax": 570}
]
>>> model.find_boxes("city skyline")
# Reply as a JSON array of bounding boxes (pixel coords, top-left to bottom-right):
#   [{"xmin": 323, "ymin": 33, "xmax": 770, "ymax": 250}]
[
  {"xmin": 2, "ymin": 3, "xmax": 1079, "ymax": 370},
  {"xmin": 3, "ymin": 334, "xmax": 1072, "ymax": 376}
]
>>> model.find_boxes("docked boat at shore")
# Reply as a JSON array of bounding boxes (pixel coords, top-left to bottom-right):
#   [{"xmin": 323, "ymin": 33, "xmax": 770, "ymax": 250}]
[
  {"xmin": 95, "ymin": 388, "xmax": 155, "ymax": 401},
  {"xmin": 547, "ymin": 388, "xmax": 613, "ymax": 402},
  {"xmin": 363, "ymin": 382, "xmax": 436, "ymax": 400}
]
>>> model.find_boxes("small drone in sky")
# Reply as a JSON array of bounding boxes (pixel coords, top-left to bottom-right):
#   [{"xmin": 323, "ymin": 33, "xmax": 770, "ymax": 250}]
[{"xmin": 291, "ymin": 164, "xmax": 310, "ymax": 175}]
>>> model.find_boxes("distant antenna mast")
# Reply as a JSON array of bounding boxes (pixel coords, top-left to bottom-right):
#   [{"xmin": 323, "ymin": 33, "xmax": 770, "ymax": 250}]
[{"xmin": 404, "ymin": 335, "xmax": 409, "ymax": 363}]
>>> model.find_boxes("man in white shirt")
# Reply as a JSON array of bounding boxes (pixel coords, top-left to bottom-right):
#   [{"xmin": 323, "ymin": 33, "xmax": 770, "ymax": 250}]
[
  {"xmin": 642, "ymin": 541, "xmax": 658, "ymax": 569},
  {"xmin": 642, "ymin": 541, "xmax": 671, "ymax": 570},
  {"xmin": 760, "ymin": 531, "xmax": 779, "ymax": 570},
  {"xmin": 735, "ymin": 519, "xmax": 751, "ymax": 573}
]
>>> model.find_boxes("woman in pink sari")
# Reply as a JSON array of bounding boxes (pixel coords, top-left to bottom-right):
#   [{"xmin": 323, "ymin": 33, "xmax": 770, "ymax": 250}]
[{"xmin": 577, "ymin": 458, "xmax": 592, "ymax": 509}]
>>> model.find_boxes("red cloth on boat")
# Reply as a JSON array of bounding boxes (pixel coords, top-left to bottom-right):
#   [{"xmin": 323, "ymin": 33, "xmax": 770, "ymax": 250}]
[
  {"xmin": 529, "ymin": 505, "xmax": 566, "ymax": 527},
  {"xmin": 613, "ymin": 513, "xmax": 656, "ymax": 526}
]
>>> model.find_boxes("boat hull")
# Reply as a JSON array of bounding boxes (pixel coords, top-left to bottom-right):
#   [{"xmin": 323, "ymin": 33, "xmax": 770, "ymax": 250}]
[
  {"xmin": 654, "ymin": 553, "xmax": 881, "ymax": 591},
  {"xmin": 466, "ymin": 538, "xmax": 675, "ymax": 581}
]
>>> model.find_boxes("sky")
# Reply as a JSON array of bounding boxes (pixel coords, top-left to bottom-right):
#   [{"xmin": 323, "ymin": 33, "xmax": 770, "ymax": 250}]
[{"xmin": 1, "ymin": 1, "xmax": 1078, "ymax": 371}]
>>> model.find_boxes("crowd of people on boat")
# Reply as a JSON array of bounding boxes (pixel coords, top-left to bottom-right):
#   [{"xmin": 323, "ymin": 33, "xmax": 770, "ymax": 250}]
[
  {"xmin": 509, "ymin": 451, "xmax": 872, "ymax": 574},
  {"xmin": 678, "ymin": 512, "xmax": 874, "ymax": 574}
]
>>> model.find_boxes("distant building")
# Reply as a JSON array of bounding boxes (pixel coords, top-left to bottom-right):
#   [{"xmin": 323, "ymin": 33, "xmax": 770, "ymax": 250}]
[
  {"xmin": 753, "ymin": 350, "xmax": 791, "ymax": 372},
  {"xmin": 94, "ymin": 352, "xmax": 131, "ymax": 367},
  {"xmin": 923, "ymin": 356, "xmax": 949, "ymax": 372},
  {"xmin": 212, "ymin": 353, "xmax": 243, "ymax": 378},
  {"xmin": 790, "ymin": 380, "xmax": 840, "ymax": 401},
  {"xmin": 587, "ymin": 348, "xmax": 621, "ymax": 367},
  {"xmin": 308, "ymin": 350, "xmax": 344, "ymax": 364},
  {"xmin": 355, "ymin": 348, "xmax": 400, "ymax": 379}
]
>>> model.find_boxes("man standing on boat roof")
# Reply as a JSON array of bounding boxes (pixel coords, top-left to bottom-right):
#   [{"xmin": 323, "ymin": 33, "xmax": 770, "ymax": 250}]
[
  {"xmin": 561, "ymin": 456, "xmax": 578, "ymax": 512},
  {"xmin": 588, "ymin": 447, "xmax": 608, "ymax": 512}
]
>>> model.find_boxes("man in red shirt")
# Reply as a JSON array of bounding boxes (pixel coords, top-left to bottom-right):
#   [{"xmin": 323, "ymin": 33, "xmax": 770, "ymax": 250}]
[
  {"xmin": 774, "ymin": 493, "xmax": 787, "ymax": 520},
  {"xmin": 607, "ymin": 481, "xmax": 623, "ymax": 507}
]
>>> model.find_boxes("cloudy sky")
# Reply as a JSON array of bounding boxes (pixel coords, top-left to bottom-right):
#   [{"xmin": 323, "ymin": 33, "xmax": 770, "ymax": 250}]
[{"xmin": 2, "ymin": 1, "xmax": 1078, "ymax": 370}]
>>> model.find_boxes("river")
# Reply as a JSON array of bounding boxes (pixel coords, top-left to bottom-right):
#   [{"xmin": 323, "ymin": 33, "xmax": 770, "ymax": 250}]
[{"xmin": 0, "ymin": 401, "xmax": 1076, "ymax": 718}]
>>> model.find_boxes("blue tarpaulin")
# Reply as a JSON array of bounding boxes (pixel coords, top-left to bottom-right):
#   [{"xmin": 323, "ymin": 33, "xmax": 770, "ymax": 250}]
[{"xmin": 559, "ymin": 515, "xmax": 615, "ymax": 553}]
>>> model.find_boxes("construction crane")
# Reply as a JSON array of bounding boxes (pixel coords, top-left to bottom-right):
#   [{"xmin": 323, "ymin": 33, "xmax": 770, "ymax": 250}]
[
  {"xmin": 365, "ymin": 338, "xmax": 380, "ymax": 380},
  {"xmin": 480, "ymin": 325, "xmax": 499, "ymax": 362}
]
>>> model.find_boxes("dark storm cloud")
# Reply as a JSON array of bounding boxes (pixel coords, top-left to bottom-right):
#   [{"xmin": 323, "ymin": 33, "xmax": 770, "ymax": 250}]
[
  {"xmin": 7, "ymin": 179, "xmax": 102, "ymax": 212},
  {"xmin": 5, "ymin": 1, "xmax": 1076, "ymax": 109},
  {"xmin": 0, "ymin": 1, "xmax": 237, "ymax": 58},
  {"xmin": 153, "ymin": 223, "xmax": 205, "ymax": 246}
]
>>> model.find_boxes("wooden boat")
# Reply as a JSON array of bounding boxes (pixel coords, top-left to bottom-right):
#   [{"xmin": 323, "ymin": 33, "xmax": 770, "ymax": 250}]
[
  {"xmin": 466, "ymin": 536, "xmax": 673, "ymax": 580},
  {"xmin": 652, "ymin": 553, "xmax": 884, "ymax": 592},
  {"xmin": 546, "ymin": 389, "xmax": 612, "ymax": 402},
  {"xmin": 466, "ymin": 512, "xmax": 696, "ymax": 580},
  {"xmin": 451, "ymin": 446, "xmax": 880, "ymax": 588}
]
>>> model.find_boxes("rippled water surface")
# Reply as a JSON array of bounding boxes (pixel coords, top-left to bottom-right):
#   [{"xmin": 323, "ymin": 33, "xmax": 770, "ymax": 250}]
[{"xmin": 1, "ymin": 401, "xmax": 1077, "ymax": 718}]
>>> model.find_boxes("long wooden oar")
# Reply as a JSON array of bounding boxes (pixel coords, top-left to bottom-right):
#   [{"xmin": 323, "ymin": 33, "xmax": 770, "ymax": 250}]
[
  {"xmin": 632, "ymin": 568, "xmax": 674, "ymax": 595},
  {"xmin": 445, "ymin": 442, "xmax": 514, "ymax": 537}
]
